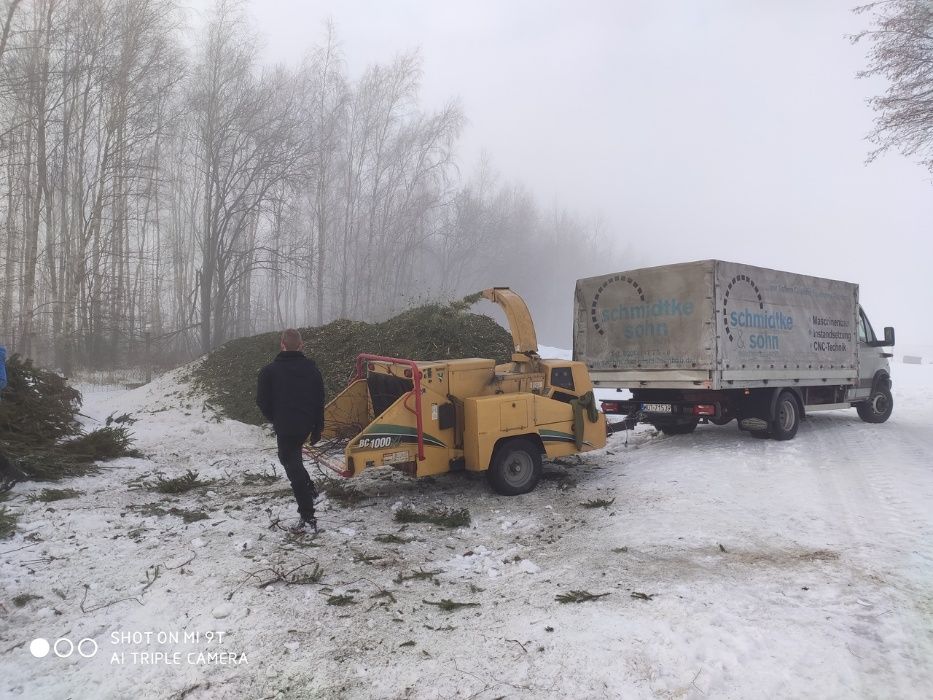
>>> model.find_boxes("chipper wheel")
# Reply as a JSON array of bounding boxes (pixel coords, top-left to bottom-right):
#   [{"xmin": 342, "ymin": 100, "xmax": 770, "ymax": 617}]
[{"xmin": 487, "ymin": 438, "xmax": 543, "ymax": 496}]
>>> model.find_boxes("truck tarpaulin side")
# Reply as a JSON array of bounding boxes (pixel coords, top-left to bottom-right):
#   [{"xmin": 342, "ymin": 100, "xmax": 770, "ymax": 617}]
[{"xmin": 574, "ymin": 260, "xmax": 859, "ymax": 389}]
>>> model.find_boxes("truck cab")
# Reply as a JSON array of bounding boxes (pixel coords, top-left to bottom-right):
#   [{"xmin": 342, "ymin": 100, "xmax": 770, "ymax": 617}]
[{"xmin": 853, "ymin": 305, "xmax": 895, "ymax": 422}]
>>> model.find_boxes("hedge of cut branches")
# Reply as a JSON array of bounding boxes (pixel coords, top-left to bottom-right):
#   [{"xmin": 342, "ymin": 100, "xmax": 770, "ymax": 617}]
[
  {"xmin": 0, "ymin": 355, "xmax": 81, "ymax": 442},
  {"xmin": 0, "ymin": 355, "xmax": 138, "ymax": 482},
  {"xmin": 194, "ymin": 299, "xmax": 514, "ymax": 426}
]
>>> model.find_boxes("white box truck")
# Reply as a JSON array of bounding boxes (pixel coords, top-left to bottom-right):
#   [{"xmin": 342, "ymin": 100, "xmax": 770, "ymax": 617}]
[{"xmin": 573, "ymin": 260, "xmax": 895, "ymax": 440}]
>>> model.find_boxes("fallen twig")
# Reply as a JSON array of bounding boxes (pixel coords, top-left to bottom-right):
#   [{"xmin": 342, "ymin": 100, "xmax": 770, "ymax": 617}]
[
  {"xmin": 80, "ymin": 584, "xmax": 143, "ymax": 613},
  {"xmin": 142, "ymin": 565, "xmax": 161, "ymax": 594},
  {"xmin": 506, "ymin": 638, "xmax": 527, "ymax": 653},
  {"xmin": 423, "ymin": 598, "xmax": 480, "ymax": 611},
  {"xmin": 555, "ymin": 590, "xmax": 610, "ymax": 604},
  {"xmin": 161, "ymin": 551, "xmax": 197, "ymax": 571}
]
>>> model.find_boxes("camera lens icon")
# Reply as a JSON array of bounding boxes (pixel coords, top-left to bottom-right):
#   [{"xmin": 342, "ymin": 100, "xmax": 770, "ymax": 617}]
[{"xmin": 30, "ymin": 637, "xmax": 98, "ymax": 659}]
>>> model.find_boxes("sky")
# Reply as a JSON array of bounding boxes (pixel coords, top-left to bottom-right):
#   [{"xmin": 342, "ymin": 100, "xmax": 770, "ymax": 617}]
[{"xmin": 187, "ymin": 0, "xmax": 932, "ymax": 351}]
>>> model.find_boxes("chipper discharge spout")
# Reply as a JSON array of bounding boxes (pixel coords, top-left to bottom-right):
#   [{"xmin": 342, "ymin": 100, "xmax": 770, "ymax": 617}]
[{"xmin": 480, "ymin": 287, "xmax": 538, "ymax": 362}]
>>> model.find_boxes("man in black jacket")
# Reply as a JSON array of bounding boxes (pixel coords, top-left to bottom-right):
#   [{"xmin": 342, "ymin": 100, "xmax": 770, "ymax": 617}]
[{"xmin": 256, "ymin": 329, "xmax": 326, "ymax": 532}]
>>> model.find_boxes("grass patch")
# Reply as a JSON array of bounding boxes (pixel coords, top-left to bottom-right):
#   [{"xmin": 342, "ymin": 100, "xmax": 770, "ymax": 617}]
[
  {"xmin": 288, "ymin": 564, "xmax": 323, "ymax": 585},
  {"xmin": 352, "ymin": 552, "xmax": 381, "ymax": 564},
  {"xmin": 150, "ymin": 470, "xmax": 213, "ymax": 494},
  {"xmin": 0, "ymin": 507, "xmax": 16, "ymax": 538},
  {"xmin": 326, "ymin": 594, "xmax": 356, "ymax": 606},
  {"xmin": 541, "ymin": 470, "xmax": 577, "ymax": 490},
  {"xmin": 12, "ymin": 593, "xmax": 42, "ymax": 607},
  {"xmin": 394, "ymin": 506, "xmax": 470, "ymax": 529},
  {"xmin": 257, "ymin": 487, "xmax": 294, "ymax": 501},
  {"xmin": 423, "ymin": 598, "xmax": 480, "ymax": 612},
  {"xmin": 394, "ymin": 568, "xmax": 443, "ymax": 584},
  {"xmin": 27, "ymin": 488, "xmax": 83, "ymax": 503},
  {"xmin": 370, "ymin": 590, "xmax": 397, "ymax": 603},
  {"xmin": 374, "ymin": 533, "xmax": 413, "ymax": 544},
  {"xmin": 581, "ymin": 497, "xmax": 615, "ymax": 509},
  {"xmin": 128, "ymin": 503, "xmax": 209, "ymax": 523},
  {"xmin": 322, "ymin": 480, "xmax": 367, "ymax": 506},
  {"xmin": 173, "ymin": 509, "xmax": 209, "ymax": 523},
  {"xmin": 555, "ymin": 590, "xmax": 610, "ymax": 604},
  {"xmin": 285, "ymin": 533, "xmax": 323, "ymax": 548},
  {"xmin": 126, "ymin": 527, "xmax": 148, "ymax": 541},
  {"xmin": 242, "ymin": 472, "xmax": 278, "ymax": 486}
]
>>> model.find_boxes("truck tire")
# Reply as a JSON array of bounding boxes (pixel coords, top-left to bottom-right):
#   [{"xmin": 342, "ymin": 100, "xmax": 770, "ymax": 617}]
[
  {"xmin": 770, "ymin": 391, "xmax": 800, "ymax": 441},
  {"xmin": 658, "ymin": 421, "xmax": 698, "ymax": 435},
  {"xmin": 856, "ymin": 388, "xmax": 893, "ymax": 424},
  {"xmin": 710, "ymin": 415, "xmax": 732, "ymax": 426},
  {"xmin": 487, "ymin": 438, "xmax": 542, "ymax": 496}
]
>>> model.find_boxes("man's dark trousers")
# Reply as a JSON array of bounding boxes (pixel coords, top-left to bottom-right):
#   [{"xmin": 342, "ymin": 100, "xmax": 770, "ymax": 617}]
[{"xmin": 277, "ymin": 434, "xmax": 317, "ymax": 521}]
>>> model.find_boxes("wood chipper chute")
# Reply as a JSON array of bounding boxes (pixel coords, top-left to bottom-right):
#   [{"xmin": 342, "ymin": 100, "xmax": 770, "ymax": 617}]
[{"xmin": 315, "ymin": 288, "xmax": 607, "ymax": 495}]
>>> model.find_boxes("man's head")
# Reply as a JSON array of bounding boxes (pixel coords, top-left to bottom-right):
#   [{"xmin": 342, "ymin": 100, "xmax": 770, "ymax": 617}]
[{"xmin": 280, "ymin": 328, "xmax": 303, "ymax": 352}]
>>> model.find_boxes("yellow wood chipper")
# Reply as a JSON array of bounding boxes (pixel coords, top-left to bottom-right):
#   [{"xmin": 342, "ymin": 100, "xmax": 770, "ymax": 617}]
[{"xmin": 319, "ymin": 288, "xmax": 607, "ymax": 495}]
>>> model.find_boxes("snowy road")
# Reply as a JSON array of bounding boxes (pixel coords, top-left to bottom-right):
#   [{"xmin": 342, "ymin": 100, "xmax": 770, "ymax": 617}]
[{"xmin": 1, "ymin": 363, "xmax": 931, "ymax": 699}]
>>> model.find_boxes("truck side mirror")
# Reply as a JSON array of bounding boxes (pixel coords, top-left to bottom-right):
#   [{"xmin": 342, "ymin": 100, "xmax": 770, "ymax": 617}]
[{"xmin": 871, "ymin": 327, "xmax": 895, "ymax": 347}]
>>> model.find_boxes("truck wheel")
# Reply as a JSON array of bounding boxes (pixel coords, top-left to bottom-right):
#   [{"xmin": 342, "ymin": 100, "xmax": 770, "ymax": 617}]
[
  {"xmin": 487, "ymin": 439, "xmax": 542, "ymax": 496},
  {"xmin": 709, "ymin": 415, "xmax": 732, "ymax": 426},
  {"xmin": 658, "ymin": 421, "xmax": 698, "ymax": 435},
  {"xmin": 856, "ymin": 388, "xmax": 893, "ymax": 424},
  {"xmin": 770, "ymin": 392, "xmax": 800, "ymax": 441}
]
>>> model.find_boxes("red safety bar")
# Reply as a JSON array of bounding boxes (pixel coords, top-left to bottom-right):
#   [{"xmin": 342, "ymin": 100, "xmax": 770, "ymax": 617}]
[{"xmin": 355, "ymin": 353, "xmax": 425, "ymax": 461}]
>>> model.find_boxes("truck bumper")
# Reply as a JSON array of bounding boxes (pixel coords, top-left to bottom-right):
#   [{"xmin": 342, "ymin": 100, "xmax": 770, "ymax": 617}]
[{"xmin": 600, "ymin": 398, "xmax": 722, "ymax": 423}]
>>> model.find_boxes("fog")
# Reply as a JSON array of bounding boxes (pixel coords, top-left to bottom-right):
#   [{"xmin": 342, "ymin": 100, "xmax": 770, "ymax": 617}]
[
  {"xmin": 241, "ymin": 0, "xmax": 931, "ymax": 351},
  {"xmin": 2, "ymin": 1, "xmax": 927, "ymax": 369}
]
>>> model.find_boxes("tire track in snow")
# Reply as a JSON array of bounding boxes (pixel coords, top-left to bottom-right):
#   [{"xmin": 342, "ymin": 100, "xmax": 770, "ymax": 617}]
[{"xmin": 804, "ymin": 413, "xmax": 933, "ymax": 576}]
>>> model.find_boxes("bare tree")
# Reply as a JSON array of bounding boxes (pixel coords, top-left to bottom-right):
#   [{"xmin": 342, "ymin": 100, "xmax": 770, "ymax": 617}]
[
  {"xmin": 191, "ymin": 0, "xmax": 304, "ymax": 352},
  {"xmin": 0, "ymin": 0, "xmax": 22, "ymax": 66},
  {"xmin": 300, "ymin": 21, "xmax": 346, "ymax": 325},
  {"xmin": 855, "ymin": 1, "xmax": 933, "ymax": 170},
  {"xmin": 0, "ymin": 0, "xmax": 623, "ymax": 369},
  {"xmin": 16, "ymin": 0, "xmax": 54, "ymax": 360}
]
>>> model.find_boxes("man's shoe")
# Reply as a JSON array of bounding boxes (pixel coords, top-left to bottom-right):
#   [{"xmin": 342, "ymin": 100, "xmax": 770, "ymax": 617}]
[{"xmin": 288, "ymin": 517, "xmax": 318, "ymax": 535}]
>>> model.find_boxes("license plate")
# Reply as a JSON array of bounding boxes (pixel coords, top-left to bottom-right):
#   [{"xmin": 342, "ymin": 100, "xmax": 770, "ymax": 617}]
[{"xmin": 641, "ymin": 403, "xmax": 672, "ymax": 413}]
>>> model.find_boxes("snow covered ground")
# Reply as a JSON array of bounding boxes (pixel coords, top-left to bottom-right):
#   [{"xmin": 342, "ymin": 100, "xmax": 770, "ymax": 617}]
[{"xmin": 2, "ymin": 360, "xmax": 932, "ymax": 699}]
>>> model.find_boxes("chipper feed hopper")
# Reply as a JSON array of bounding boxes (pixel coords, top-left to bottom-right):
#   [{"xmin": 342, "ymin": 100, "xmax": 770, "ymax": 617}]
[{"xmin": 319, "ymin": 288, "xmax": 606, "ymax": 495}]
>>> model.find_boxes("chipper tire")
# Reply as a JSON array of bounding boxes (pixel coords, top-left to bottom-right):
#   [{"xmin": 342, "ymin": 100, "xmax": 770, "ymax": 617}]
[{"xmin": 487, "ymin": 438, "xmax": 543, "ymax": 496}]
